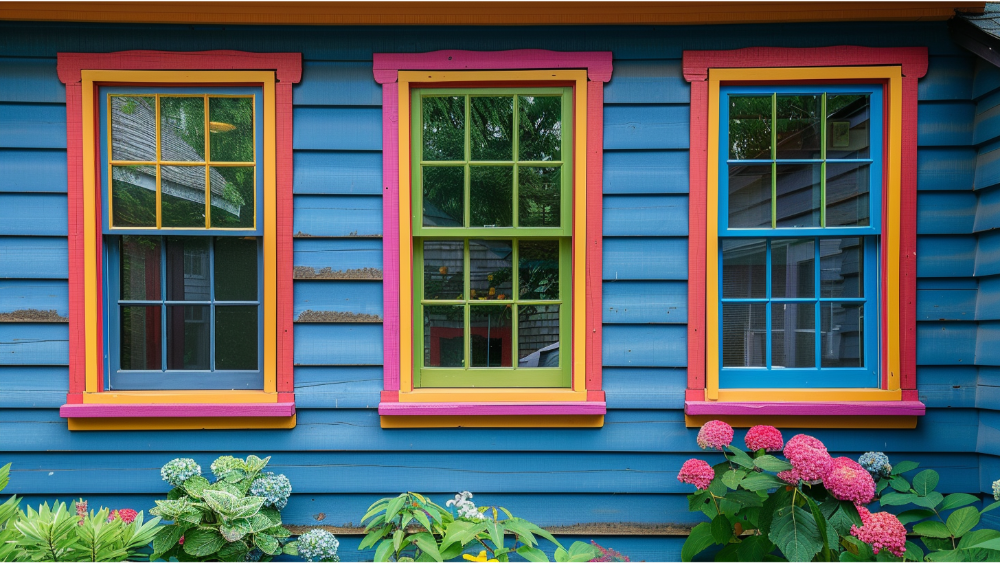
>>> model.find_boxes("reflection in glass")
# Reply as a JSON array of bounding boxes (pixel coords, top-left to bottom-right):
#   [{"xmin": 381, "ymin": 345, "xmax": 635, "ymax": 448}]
[
  {"xmin": 775, "ymin": 164, "xmax": 821, "ymax": 228},
  {"xmin": 120, "ymin": 306, "xmax": 162, "ymax": 370},
  {"xmin": 470, "ymin": 97, "xmax": 513, "ymax": 161},
  {"xmin": 729, "ymin": 96, "xmax": 771, "ymax": 160},
  {"xmin": 820, "ymin": 238, "xmax": 863, "ymax": 298},
  {"xmin": 822, "ymin": 302, "xmax": 864, "ymax": 367},
  {"xmin": 470, "ymin": 239, "xmax": 513, "ymax": 299},
  {"xmin": 208, "ymin": 97, "xmax": 254, "ymax": 162},
  {"xmin": 424, "ymin": 305, "xmax": 464, "ymax": 367},
  {"xmin": 214, "ymin": 237, "xmax": 258, "ymax": 301},
  {"xmin": 722, "ymin": 303, "xmax": 766, "ymax": 367},
  {"xmin": 111, "ymin": 96, "xmax": 156, "ymax": 162},
  {"xmin": 215, "ymin": 306, "xmax": 258, "ymax": 370},
  {"xmin": 728, "ymin": 165, "xmax": 771, "ymax": 229},
  {"xmin": 470, "ymin": 305, "xmax": 512, "ymax": 367},
  {"xmin": 771, "ymin": 239, "xmax": 815, "ymax": 298},
  {"xmin": 826, "ymin": 162, "xmax": 870, "ymax": 227},
  {"xmin": 423, "ymin": 96, "xmax": 465, "ymax": 161},
  {"xmin": 423, "ymin": 240, "xmax": 465, "ymax": 300},
  {"xmin": 120, "ymin": 236, "xmax": 161, "ymax": 300},
  {"xmin": 166, "ymin": 304, "xmax": 210, "ymax": 370},
  {"xmin": 111, "ymin": 165, "xmax": 157, "ymax": 227},
  {"xmin": 519, "ymin": 95, "xmax": 561, "ymax": 162},
  {"xmin": 519, "ymin": 167, "xmax": 560, "ymax": 227},
  {"xmin": 518, "ymin": 305, "xmax": 559, "ymax": 367},
  {"xmin": 210, "ymin": 166, "xmax": 254, "ymax": 228},
  {"xmin": 722, "ymin": 239, "xmax": 766, "ymax": 299},
  {"xmin": 165, "ymin": 237, "xmax": 210, "ymax": 301},
  {"xmin": 470, "ymin": 166, "xmax": 513, "ymax": 227},
  {"xmin": 771, "ymin": 302, "xmax": 815, "ymax": 368},
  {"xmin": 826, "ymin": 95, "xmax": 870, "ymax": 159},
  {"xmin": 775, "ymin": 95, "xmax": 821, "ymax": 160},
  {"xmin": 161, "ymin": 165, "xmax": 206, "ymax": 228},
  {"xmin": 422, "ymin": 166, "xmax": 464, "ymax": 227},
  {"xmin": 159, "ymin": 96, "xmax": 205, "ymax": 162},
  {"xmin": 518, "ymin": 240, "xmax": 559, "ymax": 300}
]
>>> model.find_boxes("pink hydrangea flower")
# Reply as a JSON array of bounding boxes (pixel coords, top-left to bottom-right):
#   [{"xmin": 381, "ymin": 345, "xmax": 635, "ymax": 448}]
[
  {"xmin": 851, "ymin": 511, "xmax": 907, "ymax": 557},
  {"xmin": 696, "ymin": 420, "xmax": 734, "ymax": 451},
  {"xmin": 823, "ymin": 457, "xmax": 875, "ymax": 505},
  {"xmin": 75, "ymin": 500, "xmax": 88, "ymax": 526},
  {"xmin": 783, "ymin": 434, "xmax": 833, "ymax": 482},
  {"xmin": 744, "ymin": 425, "xmax": 784, "ymax": 452},
  {"xmin": 678, "ymin": 459, "xmax": 715, "ymax": 490},
  {"xmin": 777, "ymin": 469, "xmax": 800, "ymax": 485},
  {"xmin": 108, "ymin": 508, "xmax": 138, "ymax": 524}
]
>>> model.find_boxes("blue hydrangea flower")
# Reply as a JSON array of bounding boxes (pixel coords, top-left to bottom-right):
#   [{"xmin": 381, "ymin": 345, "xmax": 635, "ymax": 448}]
[
  {"xmin": 160, "ymin": 458, "xmax": 202, "ymax": 487},
  {"xmin": 993, "ymin": 478, "xmax": 1000, "ymax": 501},
  {"xmin": 244, "ymin": 548, "xmax": 263, "ymax": 562},
  {"xmin": 858, "ymin": 452, "xmax": 892, "ymax": 479},
  {"xmin": 249, "ymin": 472, "xmax": 292, "ymax": 509},
  {"xmin": 297, "ymin": 529, "xmax": 340, "ymax": 562}
]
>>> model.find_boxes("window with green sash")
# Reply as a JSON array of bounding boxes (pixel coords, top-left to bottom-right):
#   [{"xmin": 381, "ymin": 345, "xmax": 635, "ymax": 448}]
[{"xmin": 412, "ymin": 88, "xmax": 573, "ymax": 388}]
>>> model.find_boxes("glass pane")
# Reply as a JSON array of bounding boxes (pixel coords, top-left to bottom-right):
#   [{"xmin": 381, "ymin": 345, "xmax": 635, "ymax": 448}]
[
  {"xmin": 111, "ymin": 165, "xmax": 157, "ymax": 228},
  {"xmin": 110, "ymin": 96, "xmax": 156, "ymax": 162},
  {"xmin": 470, "ymin": 96, "xmax": 513, "ymax": 161},
  {"xmin": 166, "ymin": 304, "xmax": 210, "ymax": 370},
  {"xmin": 422, "ymin": 166, "xmax": 464, "ymax": 227},
  {"xmin": 215, "ymin": 305, "xmax": 258, "ymax": 370},
  {"xmin": 518, "ymin": 304, "xmax": 559, "ymax": 367},
  {"xmin": 827, "ymin": 95, "xmax": 870, "ymax": 159},
  {"xmin": 470, "ymin": 239, "xmax": 512, "ymax": 300},
  {"xmin": 423, "ymin": 305, "xmax": 464, "ymax": 367},
  {"xmin": 519, "ymin": 167, "xmax": 560, "ymax": 227},
  {"xmin": 820, "ymin": 238, "xmax": 863, "ymax": 298},
  {"xmin": 159, "ymin": 96, "xmax": 205, "ymax": 162},
  {"xmin": 822, "ymin": 302, "xmax": 864, "ymax": 367},
  {"xmin": 210, "ymin": 166, "xmax": 254, "ymax": 228},
  {"xmin": 208, "ymin": 97, "xmax": 254, "ymax": 163},
  {"xmin": 518, "ymin": 240, "xmax": 560, "ymax": 300},
  {"xmin": 771, "ymin": 302, "xmax": 815, "ymax": 368},
  {"xmin": 728, "ymin": 165, "xmax": 771, "ymax": 229},
  {"xmin": 728, "ymin": 96, "xmax": 772, "ymax": 161},
  {"xmin": 775, "ymin": 95, "xmax": 821, "ymax": 160},
  {"xmin": 165, "ymin": 237, "xmax": 210, "ymax": 301},
  {"xmin": 119, "ymin": 306, "xmax": 162, "ymax": 370},
  {"xmin": 470, "ymin": 305, "xmax": 512, "ymax": 367},
  {"xmin": 826, "ymin": 162, "xmax": 870, "ymax": 227},
  {"xmin": 161, "ymin": 165, "xmax": 206, "ymax": 228},
  {"xmin": 722, "ymin": 239, "xmax": 766, "ymax": 299},
  {"xmin": 722, "ymin": 303, "xmax": 766, "ymax": 367},
  {"xmin": 423, "ymin": 240, "xmax": 464, "ymax": 300},
  {"xmin": 120, "ymin": 236, "xmax": 161, "ymax": 301},
  {"xmin": 771, "ymin": 238, "xmax": 815, "ymax": 298},
  {"xmin": 519, "ymin": 95, "xmax": 561, "ymax": 162},
  {"xmin": 214, "ymin": 237, "xmax": 258, "ymax": 301},
  {"xmin": 422, "ymin": 96, "xmax": 465, "ymax": 161},
  {"xmin": 470, "ymin": 166, "xmax": 513, "ymax": 227},
  {"xmin": 775, "ymin": 164, "xmax": 821, "ymax": 228}
]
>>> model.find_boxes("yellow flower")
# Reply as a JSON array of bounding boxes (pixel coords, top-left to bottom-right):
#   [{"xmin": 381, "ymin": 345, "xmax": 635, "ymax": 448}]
[
  {"xmin": 488, "ymin": 287, "xmax": 496, "ymax": 296},
  {"xmin": 462, "ymin": 551, "xmax": 498, "ymax": 563},
  {"xmin": 488, "ymin": 274, "xmax": 494, "ymax": 281}
]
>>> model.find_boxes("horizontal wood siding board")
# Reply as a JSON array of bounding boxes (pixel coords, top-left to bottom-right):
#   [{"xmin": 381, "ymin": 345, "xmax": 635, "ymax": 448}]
[
  {"xmin": 603, "ymin": 367, "xmax": 686, "ymax": 409},
  {"xmin": 0, "ymin": 193, "xmax": 67, "ymax": 236},
  {"xmin": 603, "ymin": 149, "xmax": 689, "ymax": 194},
  {"xmin": 918, "ymin": 55, "xmax": 974, "ymax": 101},
  {"xmin": 979, "ymin": 411, "xmax": 1000, "ymax": 456},
  {"xmin": 915, "ymin": 321, "xmax": 977, "ymax": 366},
  {"xmin": 977, "ymin": 277, "xmax": 1000, "ymax": 320},
  {"xmin": 975, "ymin": 322, "xmax": 1000, "ymax": 367},
  {"xmin": 0, "ymin": 57, "xmax": 63, "ymax": 103},
  {"xmin": 603, "ymin": 238, "xmax": 687, "ymax": 280},
  {"xmin": 603, "ymin": 194, "xmax": 688, "ymax": 237},
  {"xmin": 976, "ymin": 88, "xmax": 1000, "ymax": 146},
  {"xmin": 916, "ymin": 366, "xmax": 977, "ymax": 408},
  {"xmin": 603, "ymin": 59, "xmax": 689, "ymax": 104},
  {"xmin": 0, "ymin": 279, "xmax": 68, "ymax": 317},
  {"xmin": 293, "ymin": 366, "xmax": 382, "ymax": 408},
  {"xmin": 916, "ymin": 235, "xmax": 976, "ymax": 278},
  {"xmin": 0, "ymin": 103, "xmax": 66, "ymax": 149},
  {"xmin": 979, "ymin": 383, "xmax": 1000, "ymax": 412},
  {"xmin": 603, "ymin": 105, "xmax": 689, "ymax": 150},
  {"xmin": 0, "ymin": 366, "xmax": 67, "ymax": 408},
  {"xmin": 916, "ymin": 288, "xmax": 977, "ymax": 321},
  {"xmin": 975, "ymin": 142, "xmax": 1000, "ymax": 190},
  {"xmin": 976, "ymin": 230, "xmax": 1000, "ymax": 277},
  {"xmin": 603, "ymin": 281, "xmax": 687, "ymax": 324},
  {"xmin": 294, "ymin": 323, "xmax": 383, "ymax": 366},
  {"xmin": 0, "ymin": 237, "xmax": 68, "ymax": 279},
  {"xmin": 294, "ymin": 280, "xmax": 383, "ymax": 319},
  {"xmin": 293, "ymin": 238, "xmax": 383, "ymax": 273},
  {"xmin": 294, "ymin": 61, "xmax": 382, "ymax": 107},
  {"xmin": 917, "ymin": 101, "xmax": 975, "ymax": 147},
  {"xmin": 975, "ymin": 184, "xmax": 1000, "ymax": 232},
  {"xmin": 916, "ymin": 191, "xmax": 976, "ymax": 234},
  {"xmin": 974, "ymin": 58, "xmax": 1000, "ymax": 100},
  {"xmin": 0, "ymin": 323, "xmax": 68, "ymax": 365},
  {"xmin": 292, "ymin": 107, "xmax": 381, "ymax": 151},
  {"xmin": 0, "ymin": 149, "xmax": 68, "ymax": 193},
  {"xmin": 293, "ymin": 151, "xmax": 383, "ymax": 195},
  {"xmin": 917, "ymin": 148, "xmax": 975, "ymax": 191},
  {"xmin": 293, "ymin": 194, "xmax": 382, "ymax": 237},
  {"xmin": 602, "ymin": 324, "xmax": 686, "ymax": 367}
]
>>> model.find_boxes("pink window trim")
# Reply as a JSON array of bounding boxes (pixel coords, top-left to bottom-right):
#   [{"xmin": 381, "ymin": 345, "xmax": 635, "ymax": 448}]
[
  {"xmin": 60, "ymin": 403, "xmax": 296, "ymax": 418},
  {"xmin": 375, "ymin": 49, "xmax": 611, "ymax": 415}
]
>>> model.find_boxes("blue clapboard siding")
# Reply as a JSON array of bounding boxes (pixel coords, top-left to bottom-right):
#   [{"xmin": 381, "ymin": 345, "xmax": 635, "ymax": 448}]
[
  {"xmin": 604, "ymin": 59, "xmax": 688, "ymax": 104},
  {"xmin": 603, "ymin": 195, "xmax": 687, "ymax": 236},
  {"xmin": 916, "ymin": 322, "xmax": 977, "ymax": 366},
  {"xmin": 917, "ymin": 191, "xmax": 976, "ymax": 234},
  {"xmin": 603, "ymin": 150, "xmax": 689, "ymax": 194},
  {"xmin": 604, "ymin": 105, "xmax": 689, "ymax": 150},
  {"xmin": 0, "ymin": 103, "xmax": 66, "ymax": 149},
  {"xmin": 974, "ymin": 58, "xmax": 1000, "ymax": 100},
  {"xmin": 975, "ymin": 141, "xmax": 1000, "ymax": 189},
  {"xmin": 293, "ymin": 107, "xmax": 381, "ymax": 151},
  {"xmin": 0, "ymin": 149, "xmax": 67, "ymax": 193},
  {"xmin": 292, "ymin": 151, "xmax": 382, "ymax": 195},
  {"xmin": 0, "ymin": 58, "xmax": 63, "ymax": 103},
  {"xmin": 975, "ymin": 89, "xmax": 1000, "ymax": 146},
  {"xmin": 0, "ymin": 193, "xmax": 67, "ymax": 236},
  {"xmin": 976, "ymin": 230, "xmax": 1000, "ymax": 277},
  {"xmin": 916, "ymin": 288, "xmax": 977, "ymax": 321},
  {"xmin": 603, "ymin": 281, "xmax": 686, "ymax": 324},
  {"xmin": 0, "ymin": 366, "xmax": 66, "ymax": 408},
  {"xmin": 0, "ymin": 237, "xmax": 68, "ymax": 279},
  {"xmin": 293, "ymin": 366, "xmax": 382, "ymax": 408},
  {"xmin": 294, "ymin": 323, "xmax": 383, "ymax": 365},
  {"xmin": 294, "ymin": 280, "xmax": 383, "ymax": 319},
  {"xmin": 0, "ymin": 279, "xmax": 68, "ymax": 316},
  {"xmin": 920, "ymin": 56, "xmax": 975, "ymax": 101},
  {"xmin": 293, "ymin": 238, "xmax": 383, "ymax": 274},
  {"xmin": 603, "ymin": 367, "xmax": 685, "ymax": 409},
  {"xmin": 0, "ymin": 323, "xmax": 68, "ymax": 365},
  {"xmin": 916, "ymin": 235, "xmax": 976, "ymax": 277},
  {"xmin": 603, "ymin": 238, "xmax": 687, "ymax": 280},
  {"xmin": 293, "ymin": 194, "xmax": 382, "ymax": 237},
  {"xmin": 975, "ymin": 184, "xmax": 1000, "ymax": 231},
  {"xmin": 975, "ymin": 322, "xmax": 1000, "ymax": 367},
  {"xmin": 916, "ymin": 366, "xmax": 977, "ymax": 408},
  {"xmin": 294, "ymin": 61, "xmax": 382, "ymax": 107},
  {"xmin": 977, "ymin": 277, "xmax": 1000, "ymax": 320},
  {"xmin": 602, "ymin": 325, "xmax": 686, "ymax": 367},
  {"xmin": 918, "ymin": 101, "xmax": 976, "ymax": 147},
  {"xmin": 917, "ymin": 148, "xmax": 976, "ymax": 191}
]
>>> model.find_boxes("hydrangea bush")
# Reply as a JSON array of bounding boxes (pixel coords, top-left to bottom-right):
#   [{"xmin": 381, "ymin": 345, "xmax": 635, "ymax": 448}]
[{"xmin": 296, "ymin": 528, "xmax": 341, "ymax": 562}]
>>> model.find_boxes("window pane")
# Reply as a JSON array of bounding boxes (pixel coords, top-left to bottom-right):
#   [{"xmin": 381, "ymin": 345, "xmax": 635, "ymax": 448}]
[
  {"xmin": 518, "ymin": 95, "xmax": 561, "ymax": 162},
  {"xmin": 166, "ymin": 304, "xmax": 210, "ymax": 370},
  {"xmin": 518, "ymin": 304, "xmax": 559, "ymax": 367},
  {"xmin": 827, "ymin": 95, "xmax": 870, "ymax": 159},
  {"xmin": 120, "ymin": 236, "xmax": 161, "ymax": 300},
  {"xmin": 470, "ymin": 305, "xmax": 512, "ymax": 367},
  {"xmin": 111, "ymin": 96, "xmax": 156, "ymax": 162},
  {"xmin": 722, "ymin": 239, "xmax": 766, "ymax": 299},
  {"xmin": 159, "ymin": 96, "xmax": 205, "ymax": 162},
  {"xmin": 775, "ymin": 95, "xmax": 821, "ymax": 160},
  {"xmin": 424, "ymin": 305, "xmax": 464, "ymax": 367},
  {"xmin": 470, "ymin": 96, "xmax": 513, "ymax": 161},
  {"xmin": 822, "ymin": 302, "xmax": 864, "ymax": 367},
  {"xmin": 423, "ymin": 96, "xmax": 465, "ymax": 161},
  {"xmin": 519, "ymin": 167, "xmax": 560, "ymax": 227},
  {"xmin": 728, "ymin": 165, "xmax": 771, "ymax": 229},
  {"xmin": 208, "ymin": 97, "xmax": 254, "ymax": 163},
  {"xmin": 722, "ymin": 302, "xmax": 766, "ymax": 367},
  {"xmin": 165, "ymin": 237, "xmax": 210, "ymax": 301},
  {"xmin": 161, "ymin": 165, "xmax": 206, "ymax": 228},
  {"xmin": 775, "ymin": 163, "xmax": 821, "ymax": 228},
  {"xmin": 120, "ymin": 306, "xmax": 161, "ymax": 370},
  {"xmin": 771, "ymin": 302, "xmax": 815, "ymax": 368},
  {"xmin": 214, "ymin": 237, "xmax": 258, "ymax": 301},
  {"xmin": 771, "ymin": 238, "xmax": 815, "ymax": 298},
  {"xmin": 210, "ymin": 166, "xmax": 254, "ymax": 228},
  {"xmin": 470, "ymin": 239, "xmax": 513, "ymax": 300},
  {"xmin": 111, "ymin": 165, "xmax": 157, "ymax": 228},
  {"xmin": 826, "ymin": 162, "xmax": 870, "ymax": 227},
  {"xmin": 821, "ymin": 238, "xmax": 863, "ymax": 298},
  {"xmin": 728, "ymin": 96, "xmax": 772, "ymax": 161},
  {"xmin": 423, "ymin": 240, "xmax": 464, "ymax": 300},
  {"xmin": 518, "ymin": 240, "xmax": 559, "ymax": 300},
  {"xmin": 470, "ymin": 166, "xmax": 513, "ymax": 227},
  {"xmin": 215, "ymin": 305, "xmax": 258, "ymax": 370},
  {"xmin": 422, "ymin": 166, "xmax": 464, "ymax": 227}
]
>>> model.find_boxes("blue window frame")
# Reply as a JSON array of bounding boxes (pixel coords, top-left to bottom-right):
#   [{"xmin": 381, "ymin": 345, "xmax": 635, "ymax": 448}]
[{"xmin": 718, "ymin": 84, "xmax": 883, "ymax": 389}]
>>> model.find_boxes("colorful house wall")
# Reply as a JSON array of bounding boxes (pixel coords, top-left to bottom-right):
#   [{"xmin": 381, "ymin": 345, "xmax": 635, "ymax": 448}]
[{"xmin": 1, "ymin": 11, "xmax": 999, "ymax": 560}]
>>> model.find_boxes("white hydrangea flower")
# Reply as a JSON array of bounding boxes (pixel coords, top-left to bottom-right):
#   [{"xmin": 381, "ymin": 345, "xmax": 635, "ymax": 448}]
[{"xmin": 446, "ymin": 491, "xmax": 486, "ymax": 521}]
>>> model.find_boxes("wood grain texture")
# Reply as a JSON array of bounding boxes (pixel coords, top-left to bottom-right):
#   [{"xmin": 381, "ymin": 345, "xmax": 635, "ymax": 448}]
[
  {"xmin": 603, "ymin": 281, "xmax": 687, "ymax": 324},
  {"xmin": 0, "ymin": 149, "xmax": 68, "ymax": 193},
  {"xmin": 0, "ymin": 280, "xmax": 68, "ymax": 317},
  {"xmin": 0, "ymin": 366, "xmax": 67, "ymax": 408},
  {"xmin": 60, "ymin": 403, "xmax": 295, "ymax": 418},
  {"xmin": 603, "ymin": 149, "xmax": 689, "ymax": 194},
  {"xmin": 0, "ymin": 323, "xmax": 68, "ymax": 365},
  {"xmin": 0, "ymin": 103, "xmax": 66, "ymax": 149},
  {"xmin": 293, "ymin": 194, "xmax": 382, "ymax": 237},
  {"xmin": 292, "ymin": 151, "xmax": 382, "ymax": 195},
  {"xmin": 685, "ymin": 401, "xmax": 926, "ymax": 416},
  {"xmin": 916, "ymin": 366, "xmax": 977, "ymax": 408}
]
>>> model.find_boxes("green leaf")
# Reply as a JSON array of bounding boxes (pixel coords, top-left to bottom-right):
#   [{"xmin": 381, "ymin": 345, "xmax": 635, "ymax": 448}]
[
  {"xmin": 878, "ymin": 492, "xmax": 917, "ymax": 506},
  {"xmin": 891, "ymin": 461, "xmax": 920, "ymax": 475},
  {"xmin": 726, "ymin": 446, "xmax": 756, "ymax": 469},
  {"xmin": 736, "ymin": 535, "xmax": 774, "ymax": 562},
  {"xmin": 440, "ymin": 520, "xmax": 488, "ymax": 550},
  {"xmin": 182, "ymin": 528, "xmax": 226, "ymax": 557},
  {"xmin": 876, "ymin": 479, "xmax": 889, "ymax": 495},
  {"xmin": 958, "ymin": 529, "xmax": 1000, "ymax": 549},
  {"xmin": 912, "ymin": 491, "xmax": 945, "ymax": 510},
  {"xmin": 183, "ymin": 475, "xmax": 211, "ymax": 499},
  {"xmin": 968, "ymin": 537, "xmax": 1000, "ymax": 551},
  {"xmin": 256, "ymin": 533, "xmax": 281, "ymax": 556},
  {"xmin": 741, "ymin": 473, "xmax": 785, "ymax": 492},
  {"xmin": 220, "ymin": 518, "xmax": 253, "ymax": 542},
  {"xmin": 924, "ymin": 550, "xmax": 965, "ymax": 562},
  {"xmin": 201, "ymin": 489, "xmax": 239, "ymax": 515},
  {"xmin": 410, "ymin": 532, "xmax": 442, "ymax": 562},
  {"xmin": 804, "ymin": 495, "xmax": 832, "ymax": 562},
  {"xmin": 912, "ymin": 469, "xmax": 940, "ymax": 496},
  {"xmin": 683, "ymin": 522, "xmax": 715, "ymax": 562},
  {"xmin": 563, "ymin": 541, "xmax": 601, "ymax": 562},
  {"xmin": 711, "ymin": 515, "xmax": 733, "ymax": 544},
  {"xmin": 945, "ymin": 506, "xmax": 979, "ymax": 538},
  {"xmin": 754, "ymin": 455, "xmax": 794, "ymax": 473},
  {"xmin": 982, "ymin": 501, "xmax": 1000, "ymax": 515},
  {"xmin": 715, "ymin": 543, "xmax": 740, "ymax": 562},
  {"xmin": 0, "ymin": 463, "xmax": 10, "ymax": 493},
  {"xmin": 758, "ymin": 488, "xmax": 792, "ymax": 539},
  {"xmin": 485, "ymin": 521, "xmax": 504, "ymax": 550},
  {"xmin": 903, "ymin": 541, "xmax": 924, "ymax": 562},
  {"xmin": 940, "ymin": 493, "xmax": 979, "ymax": 511},
  {"xmin": 518, "ymin": 544, "xmax": 550, "ymax": 562},
  {"xmin": 709, "ymin": 478, "xmax": 728, "ymax": 498},
  {"xmin": 385, "ymin": 495, "xmax": 407, "ymax": 525},
  {"xmin": 217, "ymin": 541, "xmax": 251, "ymax": 562},
  {"xmin": 152, "ymin": 524, "xmax": 184, "ymax": 556},
  {"xmin": 923, "ymin": 537, "xmax": 954, "ymax": 552},
  {"xmin": 727, "ymin": 490, "xmax": 765, "ymax": 508},
  {"xmin": 890, "ymin": 476, "xmax": 911, "ymax": 493},
  {"xmin": 722, "ymin": 469, "xmax": 744, "ymax": 490},
  {"xmin": 897, "ymin": 509, "xmax": 935, "ymax": 525},
  {"xmin": 374, "ymin": 539, "xmax": 394, "ymax": 562},
  {"xmin": 913, "ymin": 520, "xmax": 953, "ymax": 538},
  {"xmin": 768, "ymin": 505, "xmax": 824, "ymax": 562}
]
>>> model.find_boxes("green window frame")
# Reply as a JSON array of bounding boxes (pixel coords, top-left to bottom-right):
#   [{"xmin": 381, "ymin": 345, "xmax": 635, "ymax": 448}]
[{"xmin": 411, "ymin": 87, "xmax": 574, "ymax": 388}]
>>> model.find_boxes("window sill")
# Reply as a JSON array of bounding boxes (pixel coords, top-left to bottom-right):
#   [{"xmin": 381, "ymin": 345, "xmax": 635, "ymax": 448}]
[
  {"xmin": 378, "ymin": 401, "xmax": 606, "ymax": 428},
  {"xmin": 60, "ymin": 402, "xmax": 296, "ymax": 431},
  {"xmin": 684, "ymin": 400, "xmax": 925, "ymax": 429}
]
